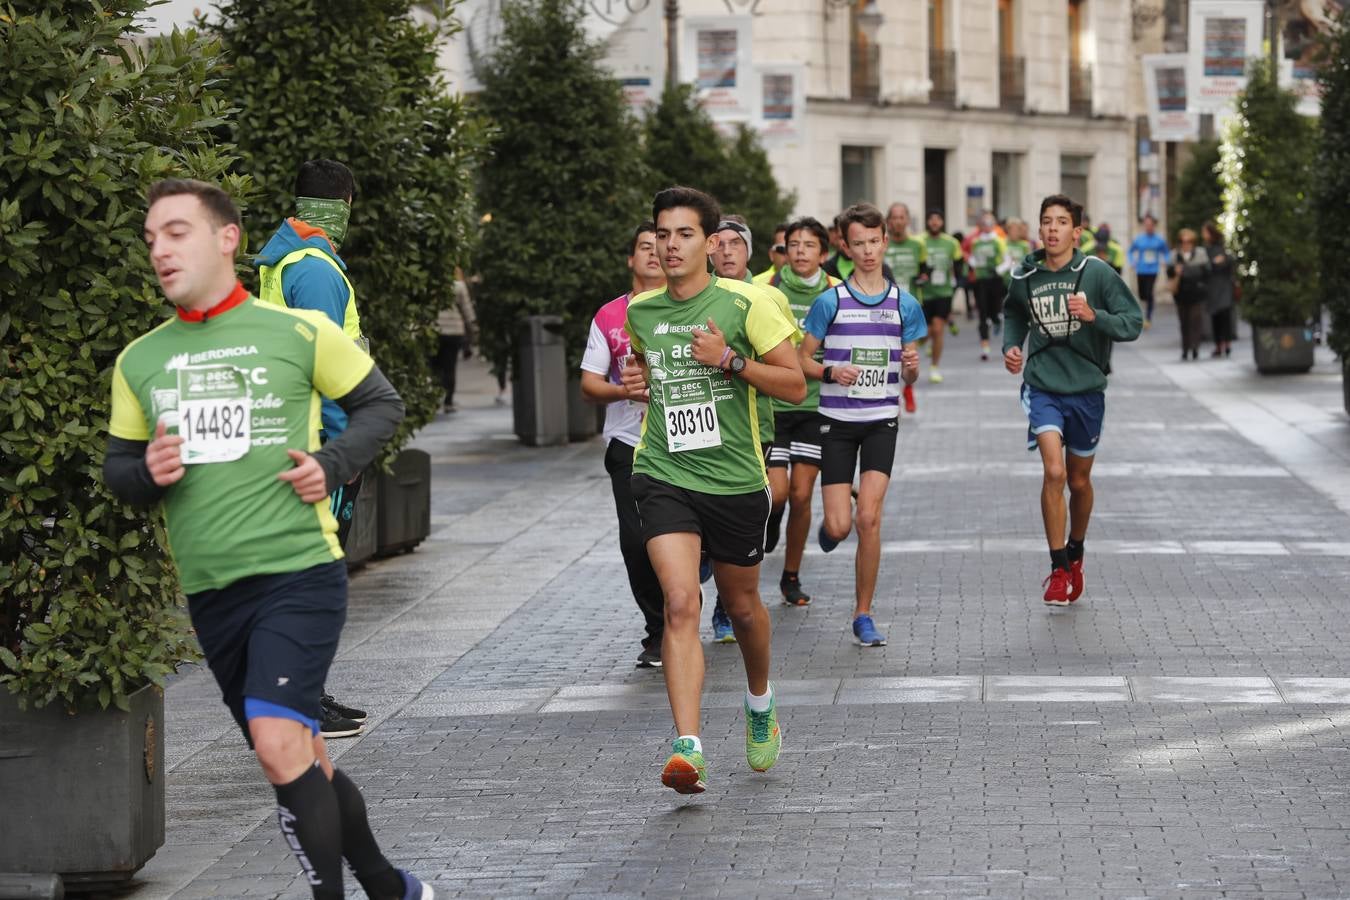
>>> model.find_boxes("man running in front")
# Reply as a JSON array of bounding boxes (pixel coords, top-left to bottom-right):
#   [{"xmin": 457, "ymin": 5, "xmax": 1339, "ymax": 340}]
[
  {"xmin": 798, "ymin": 203, "xmax": 925, "ymax": 648},
  {"xmin": 1003, "ymin": 194, "xmax": 1142, "ymax": 608},
  {"xmin": 104, "ymin": 180, "xmax": 430, "ymax": 898},
  {"xmin": 621, "ymin": 186, "xmax": 805, "ymax": 794}
]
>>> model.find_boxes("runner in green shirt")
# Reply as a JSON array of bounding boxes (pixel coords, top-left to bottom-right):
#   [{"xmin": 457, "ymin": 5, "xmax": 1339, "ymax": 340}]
[
  {"xmin": 966, "ymin": 211, "xmax": 1008, "ymax": 361},
  {"xmin": 884, "ymin": 203, "xmax": 928, "ymax": 413},
  {"xmin": 103, "ymin": 179, "xmax": 429, "ymax": 900},
  {"xmin": 621, "ymin": 186, "xmax": 804, "ymax": 795},
  {"xmin": 921, "ymin": 209, "xmax": 964, "ymax": 383}
]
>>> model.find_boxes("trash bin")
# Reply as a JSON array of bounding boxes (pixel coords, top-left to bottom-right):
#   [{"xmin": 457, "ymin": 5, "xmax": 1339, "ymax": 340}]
[
  {"xmin": 344, "ymin": 465, "xmax": 379, "ymax": 569},
  {"xmin": 376, "ymin": 449, "xmax": 431, "ymax": 557},
  {"xmin": 513, "ymin": 315, "xmax": 568, "ymax": 447}
]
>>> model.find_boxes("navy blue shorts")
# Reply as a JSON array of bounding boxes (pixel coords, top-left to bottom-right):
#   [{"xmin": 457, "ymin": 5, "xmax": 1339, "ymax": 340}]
[
  {"xmin": 186, "ymin": 561, "xmax": 347, "ymax": 745},
  {"xmin": 1021, "ymin": 383, "xmax": 1105, "ymax": 457}
]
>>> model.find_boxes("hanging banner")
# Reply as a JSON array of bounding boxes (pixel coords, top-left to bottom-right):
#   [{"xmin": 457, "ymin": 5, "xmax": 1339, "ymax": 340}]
[
  {"xmin": 1279, "ymin": 1, "xmax": 1344, "ymax": 116},
  {"xmin": 585, "ymin": 0, "xmax": 665, "ymax": 118},
  {"xmin": 1187, "ymin": 0, "xmax": 1265, "ymax": 113},
  {"xmin": 682, "ymin": 16, "xmax": 754, "ymax": 121},
  {"xmin": 755, "ymin": 64, "xmax": 804, "ymax": 145},
  {"xmin": 1143, "ymin": 54, "xmax": 1199, "ymax": 142}
]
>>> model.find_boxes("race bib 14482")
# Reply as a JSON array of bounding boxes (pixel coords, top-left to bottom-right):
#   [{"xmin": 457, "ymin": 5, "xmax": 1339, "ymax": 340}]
[{"xmin": 176, "ymin": 364, "xmax": 251, "ymax": 464}]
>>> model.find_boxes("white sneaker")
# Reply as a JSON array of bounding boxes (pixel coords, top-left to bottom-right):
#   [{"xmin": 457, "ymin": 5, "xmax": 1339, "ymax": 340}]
[{"xmin": 929, "ymin": 369, "xmax": 943, "ymax": 384}]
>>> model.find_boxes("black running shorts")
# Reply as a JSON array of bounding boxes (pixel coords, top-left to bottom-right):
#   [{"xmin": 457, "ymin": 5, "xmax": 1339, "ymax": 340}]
[
  {"xmin": 766, "ymin": 410, "xmax": 824, "ymax": 469},
  {"xmin": 922, "ymin": 296, "xmax": 954, "ymax": 323},
  {"xmin": 631, "ymin": 473, "xmax": 771, "ymax": 567},
  {"xmin": 187, "ymin": 560, "xmax": 347, "ymax": 744},
  {"xmin": 818, "ymin": 416, "xmax": 899, "ymax": 485}
]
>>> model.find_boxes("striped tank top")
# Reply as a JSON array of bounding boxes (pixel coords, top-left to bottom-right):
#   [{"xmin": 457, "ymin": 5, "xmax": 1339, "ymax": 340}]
[{"xmin": 818, "ymin": 280, "xmax": 905, "ymax": 423}]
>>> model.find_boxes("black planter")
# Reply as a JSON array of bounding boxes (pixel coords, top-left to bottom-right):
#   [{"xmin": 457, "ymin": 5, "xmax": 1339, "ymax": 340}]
[
  {"xmin": 1252, "ymin": 325, "xmax": 1315, "ymax": 374},
  {"xmin": 0, "ymin": 684, "xmax": 165, "ymax": 889},
  {"xmin": 375, "ymin": 448, "xmax": 431, "ymax": 557},
  {"xmin": 344, "ymin": 464, "xmax": 379, "ymax": 569}
]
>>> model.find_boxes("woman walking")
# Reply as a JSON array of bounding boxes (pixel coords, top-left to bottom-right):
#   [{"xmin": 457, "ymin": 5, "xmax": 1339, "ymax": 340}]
[
  {"xmin": 1202, "ymin": 221, "xmax": 1235, "ymax": 358},
  {"xmin": 436, "ymin": 271, "xmax": 478, "ymax": 411},
  {"xmin": 1168, "ymin": 229, "xmax": 1210, "ymax": 361}
]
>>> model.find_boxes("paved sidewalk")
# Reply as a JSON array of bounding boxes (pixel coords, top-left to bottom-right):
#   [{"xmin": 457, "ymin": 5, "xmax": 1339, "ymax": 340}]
[{"xmin": 121, "ymin": 303, "xmax": 1350, "ymax": 899}]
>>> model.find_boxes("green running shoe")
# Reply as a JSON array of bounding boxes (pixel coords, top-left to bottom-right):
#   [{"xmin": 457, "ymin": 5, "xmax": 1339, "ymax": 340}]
[
  {"xmin": 744, "ymin": 687, "xmax": 782, "ymax": 772},
  {"xmin": 661, "ymin": 737, "xmax": 707, "ymax": 794}
]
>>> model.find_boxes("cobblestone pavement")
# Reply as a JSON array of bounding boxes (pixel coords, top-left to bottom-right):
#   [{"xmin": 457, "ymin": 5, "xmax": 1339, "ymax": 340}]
[{"xmin": 119, "ymin": 301, "xmax": 1350, "ymax": 899}]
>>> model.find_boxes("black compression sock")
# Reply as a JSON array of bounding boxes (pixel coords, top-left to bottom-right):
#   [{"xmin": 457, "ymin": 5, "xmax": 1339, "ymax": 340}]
[
  {"xmin": 331, "ymin": 769, "xmax": 402, "ymax": 899},
  {"xmin": 1066, "ymin": 539, "xmax": 1084, "ymax": 563},
  {"xmin": 273, "ymin": 762, "xmax": 344, "ymax": 899},
  {"xmin": 780, "ymin": 570, "xmax": 799, "ymax": 585},
  {"xmin": 1050, "ymin": 547, "xmax": 1069, "ymax": 571}
]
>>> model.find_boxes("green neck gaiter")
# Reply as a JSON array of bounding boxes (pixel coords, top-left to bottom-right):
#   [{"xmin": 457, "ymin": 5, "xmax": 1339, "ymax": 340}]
[
  {"xmin": 295, "ymin": 196, "xmax": 351, "ymax": 250},
  {"xmin": 777, "ymin": 265, "xmax": 824, "ymax": 294}
]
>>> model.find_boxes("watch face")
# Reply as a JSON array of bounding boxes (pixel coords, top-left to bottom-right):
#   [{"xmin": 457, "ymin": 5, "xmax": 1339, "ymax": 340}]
[{"xmin": 730, "ymin": 355, "xmax": 746, "ymax": 374}]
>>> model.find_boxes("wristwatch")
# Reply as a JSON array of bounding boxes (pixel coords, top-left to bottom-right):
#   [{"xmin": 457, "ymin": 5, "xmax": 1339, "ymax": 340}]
[{"xmin": 727, "ymin": 353, "xmax": 747, "ymax": 377}]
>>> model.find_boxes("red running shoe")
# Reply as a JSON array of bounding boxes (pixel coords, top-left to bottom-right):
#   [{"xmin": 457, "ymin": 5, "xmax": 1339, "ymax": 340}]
[
  {"xmin": 1067, "ymin": 558, "xmax": 1084, "ymax": 602},
  {"xmin": 1042, "ymin": 568, "xmax": 1070, "ymax": 608},
  {"xmin": 903, "ymin": 383, "xmax": 917, "ymax": 414}
]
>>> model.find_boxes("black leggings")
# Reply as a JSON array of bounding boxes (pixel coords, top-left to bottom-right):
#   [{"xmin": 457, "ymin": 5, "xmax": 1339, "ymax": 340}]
[
  {"xmin": 603, "ymin": 440, "xmax": 664, "ymax": 643},
  {"xmin": 435, "ymin": 335, "xmax": 463, "ymax": 405},
  {"xmin": 1137, "ymin": 274, "xmax": 1157, "ymax": 322},
  {"xmin": 1211, "ymin": 308, "xmax": 1234, "ymax": 344},
  {"xmin": 975, "ymin": 277, "xmax": 1005, "ymax": 341}
]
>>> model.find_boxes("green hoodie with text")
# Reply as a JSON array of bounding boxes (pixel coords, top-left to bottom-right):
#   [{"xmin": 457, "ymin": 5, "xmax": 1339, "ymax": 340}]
[{"xmin": 1002, "ymin": 249, "xmax": 1143, "ymax": 395}]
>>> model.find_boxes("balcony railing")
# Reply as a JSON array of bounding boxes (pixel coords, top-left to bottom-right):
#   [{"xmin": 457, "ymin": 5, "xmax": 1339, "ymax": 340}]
[
  {"xmin": 851, "ymin": 41, "xmax": 880, "ymax": 102},
  {"xmin": 999, "ymin": 55, "xmax": 1025, "ymax": 111},
  {"xmin": 1069, "ymin": 63, "xmax": 1093, "ymax": 116},
  {"xmin": 929, "ymin": 49, "xmax": 956, "ymax": 106}
]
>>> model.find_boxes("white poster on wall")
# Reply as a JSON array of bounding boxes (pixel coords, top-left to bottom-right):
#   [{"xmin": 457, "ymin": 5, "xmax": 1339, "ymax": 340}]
[
  {"xmin": 682, "ymin": 16, "xmax": 754, "ymax": 121},
  {"xmin": 1143, "ymin": 54, "xmax": 1199, "ymax": 142},
  {"xmin": 1186, "ymin": 0, "xmax": 1265, "ymax": 114},
  {"xmin": 587, "ymin": 0, "xmax": 665, "ymax": 117},
  {"xmin": 755, "ymin": 64, "xmax": 804, "ymax": 146}
]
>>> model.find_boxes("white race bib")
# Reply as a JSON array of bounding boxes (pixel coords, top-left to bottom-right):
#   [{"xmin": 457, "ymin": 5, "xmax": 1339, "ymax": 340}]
[
  {"xmin": 176, "ymin": 365, "xmax": 251, "ymax": 464},
  {"xmin": 847, "ymin": 347, "xmax": 889, "ymax": 400},
  {"xmin": 1143, "ymin": 250, "xmax": 1158, "ymax": 265},
  {"xmin": 931, "ymin": 268, "xmax": 948, "ymax": 287},
  {"xmin": 663, "ymin": 377, "xmax": 722, "ymax": 452}
]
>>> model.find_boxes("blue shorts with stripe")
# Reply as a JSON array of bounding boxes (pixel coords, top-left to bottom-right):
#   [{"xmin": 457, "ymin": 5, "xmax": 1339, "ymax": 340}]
[{"xmin": 1021, "ymin": 383, "xmax": 1105, "ymax": 457}]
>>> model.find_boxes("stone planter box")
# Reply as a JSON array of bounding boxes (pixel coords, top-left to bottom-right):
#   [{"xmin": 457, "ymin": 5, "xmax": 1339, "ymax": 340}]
[
  {"xmin": 1252, "ymin": 325, "xmax": 1315, "ymax": 374},
  {"xmin": 375, "ymin": 448, "xmax": 431, "ymax": 557},
  {"xmin": 0, "ymin": 684, "xmax": 165, "ymax": 889}
]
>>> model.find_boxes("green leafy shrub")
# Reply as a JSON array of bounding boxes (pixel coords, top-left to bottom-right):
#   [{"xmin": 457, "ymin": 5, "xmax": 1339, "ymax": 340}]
[
  {"xmin": 211, "ymin": 0, "xmax": 486, "ymax": 452},
  {"xmin": 473, "ymin": 0, "xmax": 648, "ymax": 375},
  {"xmin": 1316, "ymin": 7, "xmax": 1350, "ymax": 362},
  {"xmin": 0, "ymin": 2, "xmax": 252, "ymax": 711},
  {"xmin": 1219, "ymin": 57, "xmax": 1320, "ymax": 328},
  {"xmin": 1169, "ymin": 139, "xmax": 1222, "ymax": 242},
  {"xmin": 644, "ymin": 84, "xmax": 797, "ymax": 274}
]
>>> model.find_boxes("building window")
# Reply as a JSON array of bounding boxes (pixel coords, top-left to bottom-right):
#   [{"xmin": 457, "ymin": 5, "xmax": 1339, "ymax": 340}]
[
  {"xmin": 925, "ymin": 148, "xmax": 949, "ymax": 220},
  {"xmin": 1068, "ymin": 0, "xmax": 1091, "ymax": 115},
  {"xmin": 850, "ymin": 1, "xmax": 881, "ymax": 102},
  {"xmin": 992, "ymin": 152, "xmax": 1024, "ymax": 221},
  {"xmin": 998, "ymin": 0, "xmax": 1024, "ymax": 111},
  {"xmin": 842, "ymin": 146, "xmax": 877, "ymax": 207},
  {"xmin": 1061, "ymin": 154, "xmax": 1092, "ymax": 211},
  {"xmin": 928, "ymin": 0, "xmax": 956, "ymax": 105}
]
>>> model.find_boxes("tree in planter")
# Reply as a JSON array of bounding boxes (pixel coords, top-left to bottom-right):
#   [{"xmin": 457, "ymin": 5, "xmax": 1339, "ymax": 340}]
[
  {"xmin": 0, "ymin": 3, "xmax": 250, "ymax": 711},
  {"xmin": 1218, "ymin": 56, "xmax": 1319, "ymax": 331},
  {"xmin": 211, "ymin": 0, "xmax": 486, "ymax": 452},
  {"xmin": 1169, "ymin": 139, "xmax": 1222, "ymax": 241},
  {"xmin": 1316, "ymin": 6, "xmax": 1350, "ymax": 369},
  {"xmin": 474, "ymin": 0, "xmax": 648, "ymax": 377},
  {"xmin": 644, "ymin": 84, "xmax": 797, "ymax": 275}
]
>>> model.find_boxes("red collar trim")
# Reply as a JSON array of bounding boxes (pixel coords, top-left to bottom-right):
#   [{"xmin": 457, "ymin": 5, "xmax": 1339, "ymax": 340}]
[{"xmin": 176, "ymin": 282, "xmax": 249, "ymax": 322}]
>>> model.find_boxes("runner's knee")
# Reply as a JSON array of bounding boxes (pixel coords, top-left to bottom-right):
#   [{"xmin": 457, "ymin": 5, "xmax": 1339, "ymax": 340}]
[
  {"xmin": 663, "ymin": 588, "xmax": 701, "ymax": 630},
  {"xmin": 1068, "ymin": 469, "xmax": 1093, "ymax": 494}
]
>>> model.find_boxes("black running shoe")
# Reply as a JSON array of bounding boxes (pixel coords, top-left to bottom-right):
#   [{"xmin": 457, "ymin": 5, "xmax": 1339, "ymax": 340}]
[
  {"xmin": 319, "ymin": 704, "xmax": 363, "ymax": 739},
  {"xmin": 636, "ymin": 644, "xmax": 663, "ymax": 668},
  {"xmin": 764, "ymin": 507, "xmax": 785, "ymax": 554},
  {"xmin": 321, "ymin": 693, "xmax": 367, "ymax": 723},
  {"xmin": 781, "ymin": 577, "xmax": 811, "ymax": 607}
]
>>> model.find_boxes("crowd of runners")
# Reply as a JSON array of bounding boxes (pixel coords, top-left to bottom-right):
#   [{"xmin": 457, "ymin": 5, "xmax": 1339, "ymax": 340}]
[{"xmin": 101, "ymin": 168, "xmax": 1142, "ymax": 896}]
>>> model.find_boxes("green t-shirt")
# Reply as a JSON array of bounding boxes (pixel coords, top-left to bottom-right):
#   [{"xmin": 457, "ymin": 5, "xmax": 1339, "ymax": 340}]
[
  {"xmin": 883, "ymin": 235, "xmax": 927, "ymax": 297},
  {"xmin": 770, "ymin": 268, "xmax": 839, "ymax": 412},
  {"xmin": 109, "ymin": 295, "xmax": 374, "ymax": 594},
  {"xmin": 922, "ymin": 232, "xmax": 963, "ymax": 299},
  {"xmin": 626, "ymin": 276, "xmax": 795, "ymax": 495},
  {"xmin": 969, "ymin": 231, "xmax": 1007, "ymax": 279},
  {"xmin": 1003, "ymin": 239, "xmax": 1032, "ymax": 284}
]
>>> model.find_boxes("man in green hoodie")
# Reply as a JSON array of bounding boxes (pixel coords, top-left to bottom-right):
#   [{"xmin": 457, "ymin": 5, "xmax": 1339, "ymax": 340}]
[{"xmin": 1003, "ymin": 194, "xmax": 1142, "ymax": 609}]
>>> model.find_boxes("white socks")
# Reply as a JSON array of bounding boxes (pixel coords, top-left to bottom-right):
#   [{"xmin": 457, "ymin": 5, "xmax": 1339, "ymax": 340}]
[
  {"xmin": 745, "ymin": 686, "xmax": 773, "ymax": 713},
  {"xmin": 677, "ymin": 734, "xmax": 703, "ymax": 753}
]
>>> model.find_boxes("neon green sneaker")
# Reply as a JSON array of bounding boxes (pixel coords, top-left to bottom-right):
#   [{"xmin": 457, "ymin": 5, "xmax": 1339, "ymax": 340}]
[
  {"xmin": 744, "ymin": 686, "xmax": 782, "ymax": 772},
  {"xmin": 661, "ymin": 737, "xmax": 707, "ymax": 794}
]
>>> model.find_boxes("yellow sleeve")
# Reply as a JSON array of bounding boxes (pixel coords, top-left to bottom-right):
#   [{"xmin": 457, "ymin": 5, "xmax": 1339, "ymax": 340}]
[
  {"xmin": 766, "ymin": 285, "xmax": 802, "ymax": 346},
  {"xmin": 744, "ymin": 288, "xmax": 796, "ymax": 357},
  {"xmin": 109, "ymin": 357, "xmax": 150, "ymax": 440},
  {"xmin": 953, "ymin": 238, "xmax": 965, "ymax": 260},
  {"xmin": 311, "ymin": 311, "xmax": 375, "ymax": 399}
]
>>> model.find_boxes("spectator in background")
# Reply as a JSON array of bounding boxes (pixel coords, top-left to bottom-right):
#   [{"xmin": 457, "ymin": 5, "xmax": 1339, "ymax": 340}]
[
  {"xmin": 436, "ymin": 269, "xmax": 478, "ymax": 412},
  {"xmin": 1201, "ymin": 220, "xmax": 1235, "ymax": 359},
  {"xmin": 1167, "ymin": 228, "xmax": 1211, "ymax": 361}
]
